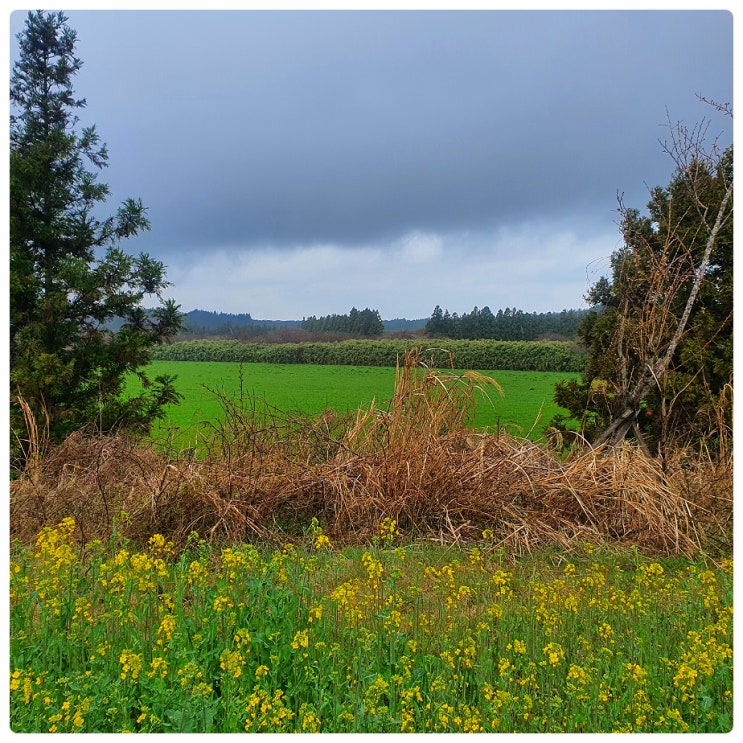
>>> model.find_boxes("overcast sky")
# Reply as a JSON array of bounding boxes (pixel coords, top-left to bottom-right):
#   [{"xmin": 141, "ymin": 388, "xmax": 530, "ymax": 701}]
[{"xmin": 6, "ymin": 4, "xmax": 734, "ymax": 320}]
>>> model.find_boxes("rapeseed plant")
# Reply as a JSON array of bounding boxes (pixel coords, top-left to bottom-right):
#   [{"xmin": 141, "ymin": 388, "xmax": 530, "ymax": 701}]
[{"xmin": 9, "ymin": 517, "xmax": 733, "ymax": 733}]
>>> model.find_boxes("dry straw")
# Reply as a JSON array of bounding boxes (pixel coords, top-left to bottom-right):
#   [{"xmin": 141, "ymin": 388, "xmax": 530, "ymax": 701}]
[{"xmin": 10, "ymin": 350, "xmax": 732, "ymax": 556}]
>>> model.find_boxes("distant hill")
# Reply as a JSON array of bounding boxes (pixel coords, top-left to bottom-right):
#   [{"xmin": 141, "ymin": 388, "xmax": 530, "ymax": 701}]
[
  {"xmin": 103, "ymin": 309, "xmax": 302, "ymax": 334},
  {"xmin": 182, "ymin": 309, "xmax": 302, "ymax": 331},
  {"xmin": 383, "ymin": 317, "xmax": 428, "ymax": 331}
]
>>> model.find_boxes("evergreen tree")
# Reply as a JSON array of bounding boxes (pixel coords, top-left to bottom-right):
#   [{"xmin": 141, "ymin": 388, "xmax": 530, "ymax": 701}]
[
  {"xmin": 423, "ymin": 304, "xmax": 588, "ymax": 340},
  {"xmin": 425, "ymin": 305, "xmax": 446, "ymax": 336},
  {"xmin": 10, "ymin": 11, "xmax": 183, "ymax": 459},
  {"xmin": 553, "ymin": 117, "xmax": 732, "ymax": 453},
  {"xmin": 300, "ymin": 307, "xmax": 383, "ymax": 336}
]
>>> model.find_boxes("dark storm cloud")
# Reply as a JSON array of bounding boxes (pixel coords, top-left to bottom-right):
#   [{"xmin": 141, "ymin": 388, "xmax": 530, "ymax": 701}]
[
  {"xmin": 7, "ymin": 7, "xmax": 733, "ymax": 317},
  {"xmin": 11, "ymin": 9, "xmax": 731, "ymax": 252}
]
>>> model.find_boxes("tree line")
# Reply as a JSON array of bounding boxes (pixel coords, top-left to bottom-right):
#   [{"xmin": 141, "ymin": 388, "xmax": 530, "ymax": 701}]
[
  {"xmin": 179, "ymin": 310, "xmax": 301, "ymax": 338},
  {"xmin": 301, "ymin": 307, "xmax": 384, "ymax": 336},
  {"xmin": 425, "ymin": 306, "xmax": 590, "ymax": 341}
]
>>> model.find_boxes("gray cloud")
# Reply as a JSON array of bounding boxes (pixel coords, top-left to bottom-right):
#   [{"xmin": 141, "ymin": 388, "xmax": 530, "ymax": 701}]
[{"xmin": 8, "ymin": 8, "xmax": 733, "ymax": 317}]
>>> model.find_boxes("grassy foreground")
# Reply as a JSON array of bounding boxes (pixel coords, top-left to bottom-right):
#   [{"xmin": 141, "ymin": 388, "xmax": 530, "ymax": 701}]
[{"xmin": 10, "ymin": 517, "xmax": 733, "ymax": 733}]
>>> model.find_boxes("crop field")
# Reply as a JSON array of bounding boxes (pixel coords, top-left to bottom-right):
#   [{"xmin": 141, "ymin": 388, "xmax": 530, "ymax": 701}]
[
  {"xmin": 9, "ymin": 517, "xmax": 733, "ymax": 733},
  {"xmin": 130, "ymin": 361, "xmax": 579, "ymax": 448}
]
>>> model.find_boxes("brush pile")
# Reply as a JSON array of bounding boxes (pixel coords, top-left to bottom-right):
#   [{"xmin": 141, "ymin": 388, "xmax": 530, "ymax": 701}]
[{"xmin": 10, "ymin": 350, "xmax": 732, "ymax": 556}]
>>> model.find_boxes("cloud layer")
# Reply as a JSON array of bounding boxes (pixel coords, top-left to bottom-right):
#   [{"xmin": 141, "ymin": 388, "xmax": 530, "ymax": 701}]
[{"xmin": 8, "ymin": 8, "xmax": 733, "ymax": 318}]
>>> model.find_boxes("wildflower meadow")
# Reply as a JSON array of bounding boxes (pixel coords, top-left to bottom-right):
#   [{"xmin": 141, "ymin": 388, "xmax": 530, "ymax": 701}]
[{"xmin": 9, "ymin": 515, "xmax": 733, "ymax": 733}]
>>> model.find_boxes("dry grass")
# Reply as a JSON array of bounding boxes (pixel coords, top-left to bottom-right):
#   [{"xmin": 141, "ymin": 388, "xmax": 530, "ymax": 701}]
[{"xmin": 9, "ymin": 350, "xmax": 732, "ymax": 556}]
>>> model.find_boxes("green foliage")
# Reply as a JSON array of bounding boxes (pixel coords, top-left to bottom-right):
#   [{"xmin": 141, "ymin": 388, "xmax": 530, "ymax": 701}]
[
  {"xmin": 9, "ymin": 518, "xmax": 733, "ymax": 733},
  {"xmin": 9, "ymin": 11, "xmax": 183, "ymax": 457},
  {"xmin": 426, "ymin": 305, "xmax": 590, "ymax": 340},
  {"xmin": 301, "ymin": 307, "xmax": 385, "ymax": 336},
  {"xmin": 150, "ymin": 339, "xmax": 587, "ymax": 373},
  {"xmin": 552, "ymin": 130, "xmax": 732, "ymax": 452}
]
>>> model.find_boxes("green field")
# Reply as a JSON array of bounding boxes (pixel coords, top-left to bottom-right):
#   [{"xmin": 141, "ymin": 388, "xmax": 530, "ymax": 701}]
[{"xmin": 129, "ymin": 361, "xmax": 579, "ymax": 447}]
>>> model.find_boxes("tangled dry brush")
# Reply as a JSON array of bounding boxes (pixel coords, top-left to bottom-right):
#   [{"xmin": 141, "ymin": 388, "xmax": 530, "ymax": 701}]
[{"xmin": 10, "ymin": 351, "xmax": 732, "ymax": 557}]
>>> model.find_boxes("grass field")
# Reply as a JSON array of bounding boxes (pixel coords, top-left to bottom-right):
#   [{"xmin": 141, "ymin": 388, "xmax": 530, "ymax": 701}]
[
  {"xmin": 9, "ymin": 517, "xmax": 733, "ymax": 733},
  {"xmin": 130, "ymin": 361, "xmax": 579, "ymax": 448}
]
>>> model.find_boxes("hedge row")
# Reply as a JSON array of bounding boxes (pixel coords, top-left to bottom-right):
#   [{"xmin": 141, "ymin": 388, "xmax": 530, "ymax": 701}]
[{"xmin": 151, "ymin": 339, "xmax": 587, "ymax": 373}]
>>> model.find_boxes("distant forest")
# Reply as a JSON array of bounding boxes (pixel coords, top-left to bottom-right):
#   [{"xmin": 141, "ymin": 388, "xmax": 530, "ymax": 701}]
[
  {"xmin": 425, "ymin": 306, "xmax": 590, "ymax": 341},
  {"xmin": 183, "ymin": 309, "xmax": 300, "ymax": 330},
  {"xmin": 173, "ymin": 306, "xmax": 588, "ymax": 341},
  {"xmin": 178, "ymin": 310, "xmax": 301, "ymax": 339},
  {"xmin": 301, "ymin": 307, "xmax": 384, "ymax": 336},
  {"xmin": 178, "ymin": 308, "xmax": 426, "ymax": 339}
]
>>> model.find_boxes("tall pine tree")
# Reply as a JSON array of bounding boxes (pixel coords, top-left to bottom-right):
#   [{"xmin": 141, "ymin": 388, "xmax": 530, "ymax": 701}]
[{"xmin": 10, "ymin": 11, "xmax": 183, "ymax": 463}]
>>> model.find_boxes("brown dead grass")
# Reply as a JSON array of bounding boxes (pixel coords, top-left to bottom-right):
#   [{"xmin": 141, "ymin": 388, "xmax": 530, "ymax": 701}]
[{"xmin": 9, "ymin": 350, "xmax": 732, "ymax": 556}]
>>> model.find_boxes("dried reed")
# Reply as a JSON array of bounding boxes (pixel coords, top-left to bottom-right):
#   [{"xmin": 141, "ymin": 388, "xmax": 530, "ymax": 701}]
[{"xmin": 9, "ymin": 350, "xmax": 732, "ymax": 556}]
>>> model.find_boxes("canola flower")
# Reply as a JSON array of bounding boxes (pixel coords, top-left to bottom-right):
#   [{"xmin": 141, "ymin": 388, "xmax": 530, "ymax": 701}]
[{"xmin": 9, "ymin": 517, "xmax": 733, "ymax": 734}]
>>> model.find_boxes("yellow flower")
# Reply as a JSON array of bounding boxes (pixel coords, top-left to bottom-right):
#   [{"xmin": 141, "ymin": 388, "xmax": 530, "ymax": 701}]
[
  {"xmin": 299, "ymin": 703, "xmax": 322, "ymax": 732},
  {"xmin": 491, "ymin": 570, "xmax": 513, "ymax": 597},
  {"xmin": 244, "ymin": 687, "xmax": 295, "ymax": 731},
  {"xmin": 542, "ymin": 642, "xmax": 565, "ymax": 666},
  {"xmin": 314, "ymin": 533, "xmax": 332, "ymax": 550},
  {"xmin": 624, "ymin": 663, "xmax": 647, "ymax": 684},
  {"xmin": 119, "ymin": 649, "xmax": 143, "ymax": 681},
  {"xmin": 363, "ymin": 675, "xmax": 391, "ymax": 717},
  {"xmin": 598, "ymin": 622, "xmax": 614, "ymax": 641},
  {"xmin": 566, "ymin": 663, "xmax": 589, "ymax": 685},
  {"xmin": 220, "ymin": 648, "xmax": 244, "ymax": 679},
  {"xmin": 9, "ymin": 669, "xmax": 22, "ymax": 692},
  {"xmin": 213, "ymin": 595, "xmax": 234, "ymax": 613},
  {"xmin": 187, "ymin": 560, "xmax": 209, "ymax": 587},
  {"xmin": 291, "ymin": 629, "xmax": 309, "ymax": 650},
  {"xmin": 361, "ymin": 552, "xmax": 384, "ymax": 584},
  {"xmin": 178, "ymin": 661, "xmax": 204, "ymax": 689},
  {"xmin": 148, "ymin": 533, "xmax": 174, "ymax": 558},
  {"xmin": 673, "ymin": 663, "xmax": 698, "ymax": 691},
  {"xmin": 156, "ymin": 614, "xmax": 176, "ymax": 646},
  {"xmin": 379, "ymin": 517, "xmax": 400, "ymax": 544},
  {"xmin": 468, "ymin": 546, "xmax": 484, "ymax": 565},
  {"xmin": 234, "ymin": 628, "xmax": 252, "ymax": 650},
  {"xmin": 148, "ymin": 656, "xmax": 169, "ymax": 679}
]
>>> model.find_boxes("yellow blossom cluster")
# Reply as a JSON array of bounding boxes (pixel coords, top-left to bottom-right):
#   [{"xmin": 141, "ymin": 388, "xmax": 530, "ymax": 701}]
[{"xmin": 9, "ymin": 517, "xmax": 733, "ymax": 734}]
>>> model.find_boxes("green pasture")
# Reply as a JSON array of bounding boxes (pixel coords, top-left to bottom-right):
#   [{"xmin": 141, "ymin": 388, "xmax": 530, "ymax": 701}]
[{"xmin": 128, "ymin": 361, "xmax": 579, "ymax": 448}]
